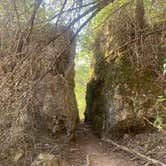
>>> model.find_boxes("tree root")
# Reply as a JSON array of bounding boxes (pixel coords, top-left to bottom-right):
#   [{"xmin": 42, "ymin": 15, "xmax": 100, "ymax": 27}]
[{"xmin": 102, "ymin": 138, "xmax": 166, "ymax": 166}]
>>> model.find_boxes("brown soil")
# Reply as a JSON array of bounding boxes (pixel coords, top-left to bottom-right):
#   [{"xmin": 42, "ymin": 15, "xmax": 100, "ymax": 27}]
[
  {"xmin": 66, "ymin": 123, "xmax": 166, "ymax": 166},
  {"xmin": 67, "ymin": 124, "xmax": 138, "ymax": 166},
  {"xmin": 1, "ymin": 123, "xmax": 165, "ymax": 166}
]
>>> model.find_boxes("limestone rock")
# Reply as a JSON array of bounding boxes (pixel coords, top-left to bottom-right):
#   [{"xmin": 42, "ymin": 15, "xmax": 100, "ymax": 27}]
[{"xmin": 0, "ymin": 25, "xmax": 78, "ymax": 155}]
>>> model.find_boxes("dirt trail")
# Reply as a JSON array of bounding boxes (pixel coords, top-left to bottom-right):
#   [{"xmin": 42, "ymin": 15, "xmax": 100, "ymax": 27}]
[{"xmin": 68, "ymin": 124, "xmax": 137, "ymax": 166}]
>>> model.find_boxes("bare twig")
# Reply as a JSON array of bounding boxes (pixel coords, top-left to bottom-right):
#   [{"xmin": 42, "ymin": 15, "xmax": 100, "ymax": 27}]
[
  {"xmin": 105, "ymin": 27, "xmax": 166, "ymax": 60},
  {"xmin": 26, "ymin": 0, "xmax": 43, "ymax": 40},
  {"xmin": 47, "ymin": 1, "xmax": 96, "ymax": 23},
  {"xmin": 55, "ymin": 0, "xmax": 67, "ymax": 26},
  {"xmin": 12, "ymin": 0, "xmax": 21, "ymax": 32},
  {"xmin": 72, "ymin": 9, "xmax": 98, "ymax": 39},
  {"xmin": 102, "ymin": 138, "xmax": 166, "ymax": 166},
  {"xmin": 67, "ymin": 0, "xmax": 115, "ymax": 29}
]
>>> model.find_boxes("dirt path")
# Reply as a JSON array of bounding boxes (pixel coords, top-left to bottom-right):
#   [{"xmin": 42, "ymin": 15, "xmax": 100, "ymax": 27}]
[{"xmin": 68, "ymin": 124, "xmax": 138, "ymax": 166}]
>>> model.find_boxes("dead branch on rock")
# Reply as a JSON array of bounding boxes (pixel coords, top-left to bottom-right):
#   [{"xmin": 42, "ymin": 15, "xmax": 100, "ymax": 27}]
[{"xmin": 102, "ymin": 138, "xmax": 166, "ymax": 166}]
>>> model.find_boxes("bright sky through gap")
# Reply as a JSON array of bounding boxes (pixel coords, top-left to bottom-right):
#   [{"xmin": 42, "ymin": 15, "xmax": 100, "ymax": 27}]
[{"xmin": 44, "ymin": 0, "xmax": 50, "ymax": 3}]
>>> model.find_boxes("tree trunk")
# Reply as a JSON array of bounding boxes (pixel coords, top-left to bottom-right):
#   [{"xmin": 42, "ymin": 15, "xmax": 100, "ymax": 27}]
[{"xmin": 135, "ymin": 0, "xmax": 145, "ymax": 35}]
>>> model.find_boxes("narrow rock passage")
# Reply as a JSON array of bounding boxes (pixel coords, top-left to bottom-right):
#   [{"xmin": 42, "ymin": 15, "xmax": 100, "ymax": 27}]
[{"xmin": 68, "ymin": 124, "xmax": 137, "ymax": 166}]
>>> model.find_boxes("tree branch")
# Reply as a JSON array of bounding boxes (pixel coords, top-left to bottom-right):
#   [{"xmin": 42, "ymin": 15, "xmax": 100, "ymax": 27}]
[{"xmin": 103, "ymin": 138, "xmax": 166, "ymax": 166}]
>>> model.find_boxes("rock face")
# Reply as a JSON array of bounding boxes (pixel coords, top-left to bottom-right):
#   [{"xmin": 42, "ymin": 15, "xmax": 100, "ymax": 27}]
[
  {"xmin": 0, "ymin": 25, "xmax": 78, "ymax": 154},
  {"xmin": 85, "ymin": 11, "xmax": 166, "ymax": 136},
  {"xmin": 34, "ymin": 73, "xmax": 78, "ymax": 139}
]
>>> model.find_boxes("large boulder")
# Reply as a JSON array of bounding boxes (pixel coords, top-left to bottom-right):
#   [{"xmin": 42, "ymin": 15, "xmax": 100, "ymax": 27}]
[
  {"xmin": 85, "ymin": 10, "xmax": 166, "ymax": 136},
  {"xmin": 0, "ymin": 25, "xmax": 78, "ymax": 156}
]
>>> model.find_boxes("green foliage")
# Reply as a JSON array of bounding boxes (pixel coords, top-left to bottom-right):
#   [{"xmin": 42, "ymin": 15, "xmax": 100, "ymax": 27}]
[
  {"xmin": 152, "ymin": 58, "xmax": 166, "ymax": 131},
  {"xmin": 75, "ymin": 51, "xmax": 91, "ymax": 119},
  {"xmin": 75, "ymin": 0, "xmax": 128, "ymax": 119},
  {"xmin": 153, "ymin": 116, "xmax": 163, "ymax": 131},
  {"xmin": 152, "ymin": 96, "xmax": 166, "ymax": 131},
  {"xmin": 157, "ymin": 96, "xmax": 166, "ymax": 103},
  {"xmin": 80, "ymin": 1, "xmax": 115, "ymax": 54},
  {"xmin": 163, "ymin": 59, "xmax": 166, "ymax": 75}
]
